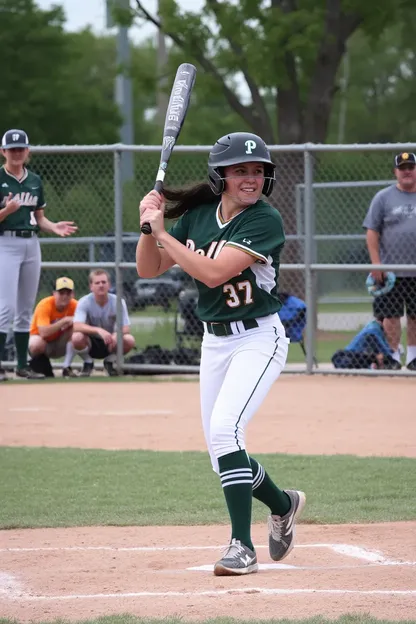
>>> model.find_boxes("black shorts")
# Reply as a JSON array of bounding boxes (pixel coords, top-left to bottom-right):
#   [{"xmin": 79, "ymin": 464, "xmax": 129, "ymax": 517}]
[
  {"xmin": 89, "ymin": 335, "xmax": 110, "ymax": 359},
  {"xmin": 373, "ymin": 277, "xmax": 416, "ymax": 319}
]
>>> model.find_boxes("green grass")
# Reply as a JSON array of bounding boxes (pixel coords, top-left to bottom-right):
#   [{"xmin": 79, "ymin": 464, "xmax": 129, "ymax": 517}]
[
  {"xmin": 0, "ymin": 448, "xmax": 415, "ymax": 529},
  {"xmin": 2, "ymin": 617, "xmax": 416, "ymax": 624},
  {"xmin": 129, "ymin": 321, "xmax": 356, "ymax": 365},
  {"xmin": 318, "ymin": 302, "xmax": 371, "ymax": 313},
  {"xmin": 130, "ymin": 318, "xmax": 177, "ymax": 351}
]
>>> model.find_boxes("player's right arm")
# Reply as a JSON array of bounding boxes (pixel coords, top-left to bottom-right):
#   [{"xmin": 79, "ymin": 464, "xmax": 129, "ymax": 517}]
[
  {"xmin": 0, "ymin": 193, "xmax": 21, "ymax": 223},
  {"xmin": 363, "ymin": 191, "xmax": 385, "ymax": 283},
  {"xmin": 136, "ymin": 191, "xmax": 182, "ymax": 277},
  {"xmin": 136, "ymin": 234, "xmax": 175, "ymax": 277},
  {"xmin": 38, "ymin": 317, "xmax": 73, "ymax": 339}
]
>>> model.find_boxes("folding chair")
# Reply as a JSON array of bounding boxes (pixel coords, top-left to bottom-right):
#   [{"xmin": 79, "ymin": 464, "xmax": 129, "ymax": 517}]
[{"xmin": 279, "ymin": 292, "xmax": 318, "ymax": 367}]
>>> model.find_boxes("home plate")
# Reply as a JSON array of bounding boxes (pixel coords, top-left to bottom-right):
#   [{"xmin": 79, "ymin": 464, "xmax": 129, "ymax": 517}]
[{"xmin": 188, "ymin": 563, "xmax": 297, "ymax": 571}]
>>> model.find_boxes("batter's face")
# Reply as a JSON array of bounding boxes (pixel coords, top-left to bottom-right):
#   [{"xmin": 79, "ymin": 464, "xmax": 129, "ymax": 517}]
[
  {"xmin": 223, "ymin": 162, "xmax": 265, "ymax": 205},
  {"xmin": 2, "ymin": 147, "xmax": 29, "ymax": 169},
  {"xmin": 395, "ymin": 164, "xmax": 416, "ymax": 192},
  {"xmin": 54, "ymin": 289, "xmax": 73, "ymax": 311},
  {"xmin": 90, "ymin": 274, "xmax": 110, "ymax": 298}
]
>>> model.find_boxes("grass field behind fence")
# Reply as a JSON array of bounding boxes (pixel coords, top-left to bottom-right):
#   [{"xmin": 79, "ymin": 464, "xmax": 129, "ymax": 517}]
[{"xmin": 129, "ymin": 320, "xmax": 356, "ymax": 364}]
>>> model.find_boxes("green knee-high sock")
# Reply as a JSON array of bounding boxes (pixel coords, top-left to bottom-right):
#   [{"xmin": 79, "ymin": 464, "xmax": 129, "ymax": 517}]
[
  {"xmin": 218, "ymin": 450, "xmax": 254, "ymax": 551},
  {"xmin": 250, "ymin": 456, "xmax": 291, "ymax": 516},
  {"xmin": 14, "ymin": 332, "xmax": 29, "ymax": 369},
  {"xmin": 0, "ymin": 332, "xmax": 7, "ymax": 362}
]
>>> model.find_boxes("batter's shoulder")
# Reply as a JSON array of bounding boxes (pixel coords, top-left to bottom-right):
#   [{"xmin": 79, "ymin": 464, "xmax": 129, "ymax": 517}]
[{"xmin": 243, "ymin": 200, "xmax": 284, "ymax": 226}]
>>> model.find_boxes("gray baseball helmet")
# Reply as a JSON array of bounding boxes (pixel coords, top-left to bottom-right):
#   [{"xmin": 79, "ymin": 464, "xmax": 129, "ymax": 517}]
[
  {"xmin": 1, "ymin": 129, "xmax": 30, "ymax": 149},
  {"xmin": 208, "ymin": 132, "xmax": 276, "ymax": 196}
]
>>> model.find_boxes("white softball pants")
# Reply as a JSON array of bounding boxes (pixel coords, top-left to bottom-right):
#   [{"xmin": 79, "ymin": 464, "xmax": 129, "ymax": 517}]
[
  {"xmin": 199, "ymin": 313, "xmax": 289, "ymax": 474},
  {"xmin": 0, "ymin": 234, "xmax": 41, "ymax": 333}
]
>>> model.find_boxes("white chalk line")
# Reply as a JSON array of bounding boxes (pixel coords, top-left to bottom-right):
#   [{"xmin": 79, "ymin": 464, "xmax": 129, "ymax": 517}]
[
  {"xmin": 8, "ymin": 407, "xmax": 55, "ymax": 412},
  {"xmin": 7, "ymin": 588, "xmax": 416, "ymax": 601},
  {"xmin": 2, "ymin": 541, "xmax": 415, "ymax": 602},
  {"xmin": 1, "ymin": 543, "xmax": 414, "ymax": 566},
  {"xmin": 76, "ymin": 410, "xmax": 173, "ymax": 416},
  {"xmin": 8, "ymin": 407, "xmax": 173, "ymax": 416},
  {"xmin": 0, "ymin": 573, "xmax": 24, "ymax": 599}
]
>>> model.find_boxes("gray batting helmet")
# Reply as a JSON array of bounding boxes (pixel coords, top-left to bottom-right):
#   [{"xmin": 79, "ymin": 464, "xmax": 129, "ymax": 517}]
[{"xmin": 208, "ymin": 132, "xmax": 276, "ymax": 196}]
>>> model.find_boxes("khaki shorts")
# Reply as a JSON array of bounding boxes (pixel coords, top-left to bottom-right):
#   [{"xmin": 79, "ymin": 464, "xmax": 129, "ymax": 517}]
[{"xmin": 30, "ymin": 333, "xmax": 70, "ymax": 359}]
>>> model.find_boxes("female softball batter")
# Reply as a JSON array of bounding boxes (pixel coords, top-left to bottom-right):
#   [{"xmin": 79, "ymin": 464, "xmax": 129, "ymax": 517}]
[
  {"xmin": 0, "ymin": 129, "xmax": 77, "ymax": 381},
  {"xmin": 136, "ymin": 132, "xmax": 305, "ymax": 576}
]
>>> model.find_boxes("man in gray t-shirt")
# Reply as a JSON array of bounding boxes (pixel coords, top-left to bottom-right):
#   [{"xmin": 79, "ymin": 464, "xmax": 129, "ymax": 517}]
[
  {"xmin": 363, "ymin": 151, "xmax": 416, "ymax": 370},
  {"xmin": 72, "ymin": 269, "xmax": 135, "ymax": 376}
]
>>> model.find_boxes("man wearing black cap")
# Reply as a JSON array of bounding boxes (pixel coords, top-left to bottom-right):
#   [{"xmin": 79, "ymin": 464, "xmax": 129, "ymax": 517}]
[{"xmin": 363, "ymin": 152, "xmax": 416, "ymax": 370}]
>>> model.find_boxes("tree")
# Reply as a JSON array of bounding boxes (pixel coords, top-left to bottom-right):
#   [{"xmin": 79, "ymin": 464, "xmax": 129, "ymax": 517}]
[
  {"xmin": 133, "ymin": 0, "xmax": 416, "ymax": 145},
  {"xmin": 328, "ymin": 25, "xmax": 416, "ymax": 143},
  {"xmin": 0, "ymin": 0, "xmax": 120, "ymax": 144}
]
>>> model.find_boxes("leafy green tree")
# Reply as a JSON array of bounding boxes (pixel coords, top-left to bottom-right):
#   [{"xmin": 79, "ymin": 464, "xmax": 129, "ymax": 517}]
[
  {"xmin": 328, "ymin": 25, "xmax": 416, "ymax": 143},
  {"xmin": 134, "ymin": 0, "xmax": 416, "ymax": 145}
]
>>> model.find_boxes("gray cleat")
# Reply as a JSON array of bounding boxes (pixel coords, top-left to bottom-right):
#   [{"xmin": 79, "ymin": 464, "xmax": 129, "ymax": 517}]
[
  {"xmin": 214, "ymin": 538, "xmax": 258, "ymax": 576},
  {"xmin": 15, "ymin": 367, "xmax": 45, "ymax": 380},
  {"xmin": 268, "ymin": 489, "xmax": 306, "ymax": 561}
]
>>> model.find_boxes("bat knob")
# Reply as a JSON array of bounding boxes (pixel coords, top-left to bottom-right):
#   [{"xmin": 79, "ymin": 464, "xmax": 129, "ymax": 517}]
[{"xmin": 141, "ymin": 222, "xmax": 152, "ymax": 235}]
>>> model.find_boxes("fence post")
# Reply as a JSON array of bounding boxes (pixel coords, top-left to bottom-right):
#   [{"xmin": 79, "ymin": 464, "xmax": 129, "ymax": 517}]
[
  {"xmin": 88, "ymin": 241, "xmax": 95, "ymax": 263},
  {"xmin": 114, "ymin": 149, "xmax": 124, "ymax": 374},
  {"xmin": 304, "ymin": 149, "xmax": 316, "ymax": 373}
]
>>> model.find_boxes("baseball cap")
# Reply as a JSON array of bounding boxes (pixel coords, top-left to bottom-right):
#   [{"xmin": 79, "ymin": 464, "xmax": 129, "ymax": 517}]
[
  {"xmin": 394, "ymin": 152, "xmax": 416, "ymax": 168},
  {"xmin": 55, "ymin": 277, "xmax": 74, "ymax": 291},
  {"xmin": 1, "ymin": 129, "xmax": 30, "ymax": 149}
]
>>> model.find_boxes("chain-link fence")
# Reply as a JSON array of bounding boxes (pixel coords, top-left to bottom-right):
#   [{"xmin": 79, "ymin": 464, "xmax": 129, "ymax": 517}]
[{"xmin": 4, "ymin": 142, "xmax": 416, "ymax": 376}]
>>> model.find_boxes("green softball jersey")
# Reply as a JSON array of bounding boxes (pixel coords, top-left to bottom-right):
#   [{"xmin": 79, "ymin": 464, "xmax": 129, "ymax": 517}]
[
  {"xmin": 0, "ymin": 166, "xmax": 46, "ymax": 231},
  {"xmin": 169, "ymin": 199, "xmax": 285, "ymax": 322}
]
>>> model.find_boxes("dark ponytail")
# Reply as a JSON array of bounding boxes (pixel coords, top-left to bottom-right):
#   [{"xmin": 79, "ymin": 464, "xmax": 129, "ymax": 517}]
[{"xmin": 163, "ymin": 182, "xmax": 218, "ymax": 220}]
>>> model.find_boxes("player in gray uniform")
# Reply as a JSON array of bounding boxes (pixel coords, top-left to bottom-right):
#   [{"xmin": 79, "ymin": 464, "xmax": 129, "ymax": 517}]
[
  {"xmin": 72, "ymin": 269, "xmax": 136, "ymax": 376},
  {"xmin": 0, "ymin": 128, "xmax": 77, "ymax": 381},
  {"xmin": 363, "ymin": 151, "xmax": 416, "ymax": 370}
]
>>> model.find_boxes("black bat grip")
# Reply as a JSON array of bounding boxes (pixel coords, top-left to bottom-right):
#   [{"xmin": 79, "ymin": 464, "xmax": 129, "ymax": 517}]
[{"xmin": 140, "ymin": 180, "xmax": 164, "ymax": 235}]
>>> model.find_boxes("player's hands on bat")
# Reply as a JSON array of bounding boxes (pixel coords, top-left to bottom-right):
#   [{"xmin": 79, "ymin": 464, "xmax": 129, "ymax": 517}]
[
  {"xmin": 139, "ymin": 190, "xmax": 165, "ymax": 216},
  {"xmin": 140, "ymin": 207, "xmax": 165, "ymax": 238},
  {"xmin": 4, "ymin": 193, "xmax": 21, "ymax": 214},
  {"xmin": 54, "ymin": 221, "xmax": 78, "ymax": 237}
]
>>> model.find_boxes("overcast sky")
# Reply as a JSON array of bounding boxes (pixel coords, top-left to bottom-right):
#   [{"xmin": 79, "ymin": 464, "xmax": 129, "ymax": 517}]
[{"xmin": 37, "ymin": 0, "xmax": 204, "ymax": 41}]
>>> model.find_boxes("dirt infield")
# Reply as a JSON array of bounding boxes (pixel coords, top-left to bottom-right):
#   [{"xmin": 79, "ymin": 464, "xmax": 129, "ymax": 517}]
[{"xmin": 1, "ymin": 376, "xmax": 416, "ymax": 621}]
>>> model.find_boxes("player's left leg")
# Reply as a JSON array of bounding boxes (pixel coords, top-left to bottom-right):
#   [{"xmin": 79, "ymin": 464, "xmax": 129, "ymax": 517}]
[
  {"xmin": 210, "ymin": 325, "xmax": 287, "ymax": 554},
  {"xmin": 404, "ymin": 278, "xmax": 416, "ymax": 370},
  {"xmin": 103, "ymin": 333, "xmax": 136, "ymax": 375},
  {"xmin": 14, "ymin": 238, "xmax": 44, "ymax": 378}
]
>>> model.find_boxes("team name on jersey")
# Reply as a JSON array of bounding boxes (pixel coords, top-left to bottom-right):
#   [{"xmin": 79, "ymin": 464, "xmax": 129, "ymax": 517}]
[
  {"xmin": 13, "ymin": 192, "xmax": 39, "ymax": 206},
  {"xmin": 186, "ymin": 238, "xmax": 227, "ymax": 258}
]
